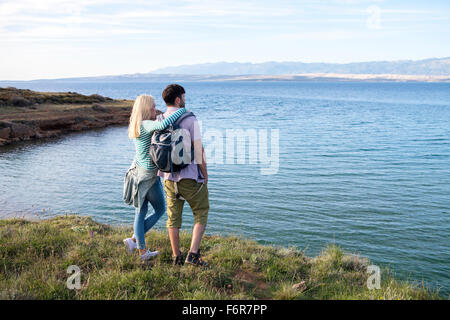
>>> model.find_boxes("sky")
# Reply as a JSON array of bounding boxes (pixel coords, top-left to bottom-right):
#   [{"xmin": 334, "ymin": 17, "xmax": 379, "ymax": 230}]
[{"xmin": 0, "ymin": 0, "xmax": 449, "ymax": 80}]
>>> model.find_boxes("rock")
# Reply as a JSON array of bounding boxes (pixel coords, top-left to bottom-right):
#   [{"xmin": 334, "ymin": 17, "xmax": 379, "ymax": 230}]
[
  {"xmin": 9, "ymin": 96, "xmax": 31, "ymax": 107},
  {"xmin": 292, "ymin": 281, "xmax": 306, "ymax": 292},
  {"xmin": 92, "ymin": 104, "xmax": 107, "ymax": 112},
  {"xmin": 37, "ymin": 118, "xmax": 77, "ymax": 131},
  {"xmin": 10, "ymin": 123, "xmax": 36, "ymax": 140},
  {"xmin": 89, "ymin": 94, "xmax": 106, "ymax": 102},
  {"xmin": 0, "ymin": 127, "xmax": 11, "ymax": 140},
  {"xmin": 0, "ymin": 138, "xmax": 9, "ymax": 146},
  {"xmin": 0, "ymin": 120, "xmax": 11, "ymax": 129},
  {"xmin": 36, "ymin": 130, "xmax": 60, "ymax": 138},
  {"xmin": 0, "ymin": 101, "xmax": 132, "ymax": 146}
]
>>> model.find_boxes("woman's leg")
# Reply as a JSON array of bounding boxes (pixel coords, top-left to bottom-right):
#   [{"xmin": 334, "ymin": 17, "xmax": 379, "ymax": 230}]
[
  {"xmin": 142, "ymin": 178, "xmax": 166, "ymax": 234},
  {"xmin": 133, "ymin": 199, "xmax": 148, "ymax": 252}
]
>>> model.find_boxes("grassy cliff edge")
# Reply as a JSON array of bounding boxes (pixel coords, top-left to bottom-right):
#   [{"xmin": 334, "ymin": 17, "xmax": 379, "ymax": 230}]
[{"xmin": 0, "ymin": 215, "xmax": 442, "ymax": 300}]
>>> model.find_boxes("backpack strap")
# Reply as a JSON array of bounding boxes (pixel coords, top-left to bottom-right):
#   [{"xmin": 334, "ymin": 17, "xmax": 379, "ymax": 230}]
[
  {"xmin": 173, "ymin": 111, "xmax": 195, "ymax": 129},
  {"xmin": 157, "ymin": 111, "xmax": 195, "ymax": 129}
]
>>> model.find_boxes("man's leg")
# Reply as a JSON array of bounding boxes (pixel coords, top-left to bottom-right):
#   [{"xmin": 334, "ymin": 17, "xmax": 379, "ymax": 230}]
[
  {"xmin": 190, "ymin": 223, "xmax": 206, "ymax": 254},
  {"xmin": 164, "ymin": 180, "xmax": 185, "ymax": 260},
  {"xmin": 168, "ymin": 227, "xmax": 181, "ymax": 257},
  {"xmin": 183, "ymin": 181, "xmax": 209, "ymax": 266},
  {"xmin": 179, "ymin": 180, "xmax": 209, "ymax": 254}
]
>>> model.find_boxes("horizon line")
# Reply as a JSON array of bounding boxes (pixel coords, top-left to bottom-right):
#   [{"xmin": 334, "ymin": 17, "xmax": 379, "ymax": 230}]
[
  {"xmin": 150, "ymin": 56, "xmax": 450, "ymax": 71},
  {"xmin": 1, "ymin": 56, "xmax": 449, "ymax": 82}
]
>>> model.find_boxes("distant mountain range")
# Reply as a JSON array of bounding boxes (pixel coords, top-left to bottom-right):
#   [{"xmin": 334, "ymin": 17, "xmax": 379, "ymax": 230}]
[
  {"xmin": 2, "ymin": 57, "xmax": 449, "ymax": 83},
  {"xmin": 151, "ymin": 57, "xmax": 450, "ymax": 76}
]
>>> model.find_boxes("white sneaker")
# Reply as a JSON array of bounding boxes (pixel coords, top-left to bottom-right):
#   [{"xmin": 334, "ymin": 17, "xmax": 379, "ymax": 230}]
[
  {"xmin": 140, "ymin": 249, "xmax": 159, "ymax": 261},
  {"xmin": 123, "ymin": 238, "xmax": 137, "ymax": 254}
]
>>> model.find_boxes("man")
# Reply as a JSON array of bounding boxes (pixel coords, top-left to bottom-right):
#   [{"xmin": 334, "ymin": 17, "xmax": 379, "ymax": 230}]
[{"xmin": 158, "ymin": 84, "xmax": 210, "ymax": 267}]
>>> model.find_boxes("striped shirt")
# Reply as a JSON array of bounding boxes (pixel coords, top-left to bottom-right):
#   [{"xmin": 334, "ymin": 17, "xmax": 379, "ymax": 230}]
[{"xmin": 133, "ymin": 108, "xmax": 186, "ymax": 170}]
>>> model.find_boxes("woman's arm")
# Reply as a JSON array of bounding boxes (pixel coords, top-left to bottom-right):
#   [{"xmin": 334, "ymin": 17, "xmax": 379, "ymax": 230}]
[{"xmin": 141, "ymin": 107, "xmax": 186, "ymax": 133}]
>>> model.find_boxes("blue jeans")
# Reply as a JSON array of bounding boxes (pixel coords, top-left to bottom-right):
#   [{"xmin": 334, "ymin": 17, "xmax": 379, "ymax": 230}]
[{"xmin": 133, "ymin": 178, "xmax": 165, "ymax": 250}]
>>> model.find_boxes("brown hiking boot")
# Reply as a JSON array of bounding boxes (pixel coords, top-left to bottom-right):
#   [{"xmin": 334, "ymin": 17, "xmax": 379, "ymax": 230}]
[
  {"xmin": 172, "ymin": 251, "xmax": 185, "ymax": 266},
  {"xmin": 185, "ymin": 249, "xmax": 209, "ymax": 268}
]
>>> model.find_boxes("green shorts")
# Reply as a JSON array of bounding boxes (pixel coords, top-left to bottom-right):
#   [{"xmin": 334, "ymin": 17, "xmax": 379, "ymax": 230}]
[{"xmin": 164, "ymin": 179, "xmax": 209, "ymax": 229}]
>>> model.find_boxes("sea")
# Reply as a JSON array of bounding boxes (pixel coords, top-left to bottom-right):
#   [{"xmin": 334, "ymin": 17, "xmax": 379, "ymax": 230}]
[{"xmin": 0, "ymin": 80, "xmax": 449, "ymax": 294}]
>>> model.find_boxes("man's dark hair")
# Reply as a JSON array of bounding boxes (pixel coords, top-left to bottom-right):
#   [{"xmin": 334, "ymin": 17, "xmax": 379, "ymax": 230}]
[{"xmin": 162, "ymin": 84, "xmax": 185, "ymax": 106}]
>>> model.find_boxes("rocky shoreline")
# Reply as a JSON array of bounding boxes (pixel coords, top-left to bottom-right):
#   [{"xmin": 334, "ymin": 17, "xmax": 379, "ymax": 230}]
[
  {"xmin": 0, "ymin": 104, "xmax": 133, "ymax": 146},
  {"xmin": 0, "ymin": 87, "xmax": 135, "ymax": 146}
]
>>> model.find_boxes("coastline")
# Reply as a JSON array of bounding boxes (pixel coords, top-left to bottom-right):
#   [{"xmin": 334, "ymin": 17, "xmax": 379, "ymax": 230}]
[
  {"xmin": 2, "ymin": 72, "xmax": 450, "ymax": 84},
  {"xmin": 0, "ymin": 87, "xmax": 134, "ymax": 147},
  {"xmin": 210, "ymin": 73, "xmax": 450, "ymax": 82},
  {"xmin": 0, "ymin": 214, "xmax": 443, "ymax": 300}
]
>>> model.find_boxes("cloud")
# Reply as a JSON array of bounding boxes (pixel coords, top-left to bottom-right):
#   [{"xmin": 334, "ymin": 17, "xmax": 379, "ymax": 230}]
[
  {"xmin": 279, "ymin": 30, "xmax": 365, "ymax": 40},
  {"xmin": 0, "ymin": 0, "xmax": 301, "ymax": 42},
  {"xmin": 1, "ymin": 0, "xmax": 447, "ymax": 43},
  {"xmin": 0, "ymin": 26, "xmax": 160, "ymax": 42}
]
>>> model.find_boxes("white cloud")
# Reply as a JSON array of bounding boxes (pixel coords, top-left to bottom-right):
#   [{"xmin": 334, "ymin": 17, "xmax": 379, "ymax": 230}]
[
  {"xmin": 0, "ymin": 0, "xmax": 449, "ymax": 80},
  {"xmin": 279, "ymin": 30, "xmax": 366, "ymax": 40},
  {"xmin": 0, "ymin": 26, "xmax": 160, "ymax": 42},
  {"xmin": 0, "ymin": 0, "xmax": 300, "ymax": 42}
]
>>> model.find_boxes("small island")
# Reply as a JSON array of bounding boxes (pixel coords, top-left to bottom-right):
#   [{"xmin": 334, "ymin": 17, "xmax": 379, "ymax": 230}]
[{"xmin": 0, "ymin": 87, "xmax": 134, "ymax": 146}]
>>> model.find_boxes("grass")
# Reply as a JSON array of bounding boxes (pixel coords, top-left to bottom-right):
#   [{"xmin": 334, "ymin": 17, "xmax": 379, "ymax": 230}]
[
  {"xmin": 0, "ymin": 215, "xmax": 443, "ymax": 300},
  {"xmin": 0, "ymin": 87, "xmax": 132, "ymax": 118},
  {"xmin": 0, "ymin": 101, "xmax": 132, "ymax": 119}
]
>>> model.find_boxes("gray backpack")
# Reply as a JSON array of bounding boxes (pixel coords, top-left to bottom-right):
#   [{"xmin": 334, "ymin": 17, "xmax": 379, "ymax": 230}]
[{"xmin": 149, "ymin": 112, "xmax": 196, "ymax": 173}]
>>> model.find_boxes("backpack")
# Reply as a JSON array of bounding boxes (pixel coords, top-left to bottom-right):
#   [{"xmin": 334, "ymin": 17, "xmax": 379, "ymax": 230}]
[{"xmin": 149, "ymin": 112, "xmax": 196, "ymax": 173}]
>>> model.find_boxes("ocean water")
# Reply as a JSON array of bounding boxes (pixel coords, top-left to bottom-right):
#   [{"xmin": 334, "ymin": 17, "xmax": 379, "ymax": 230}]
[{"xmin": 0, "ymin": 81, "xmax": 449, "ymax": 294}]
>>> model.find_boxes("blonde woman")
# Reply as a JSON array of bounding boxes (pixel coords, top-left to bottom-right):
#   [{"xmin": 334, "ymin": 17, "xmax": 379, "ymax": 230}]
[{"xmin": 123, "ymin": 94, "xmax": 186, "ymax": 260}]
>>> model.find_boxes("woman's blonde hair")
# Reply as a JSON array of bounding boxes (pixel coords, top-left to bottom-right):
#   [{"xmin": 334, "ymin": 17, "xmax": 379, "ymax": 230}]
[{"xmin": 128, "ymin": 94, "xmax": 155, "ymax": 138}]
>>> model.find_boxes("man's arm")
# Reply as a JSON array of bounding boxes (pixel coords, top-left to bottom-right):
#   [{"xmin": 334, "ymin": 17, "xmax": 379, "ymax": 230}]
[
  {"xmin": 191, "ymin": 118, "xmax": 208, "ymax": 184},
  {"xmin": 198, "ymin": 146, "xmax": 208, "ymax": 185}
]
